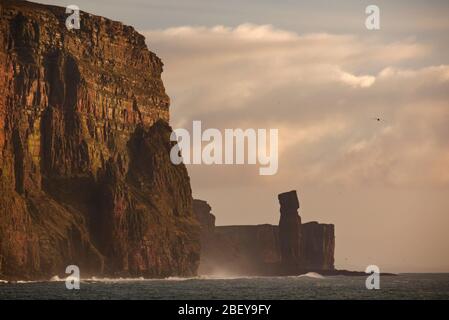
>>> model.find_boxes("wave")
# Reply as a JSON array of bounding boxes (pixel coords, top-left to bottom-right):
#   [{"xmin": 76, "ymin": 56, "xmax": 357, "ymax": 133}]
[
  {"xmin": 0, "ymin": 279, "xmax": 41, "ymax": 284},
  {"xmin": 0, "ymin": 276, "xmax": 196, "ymax": 284},
  {"xmin": 295, "ymin": 272, "xmax": 325, "ymax": 279},
  {"xmin": 198, "ymin": 274, "xmax": 263, "ymax": 280},
  {"xmin": 50, "ymin": 275, "xmax": 64, "ymax": 282},
  {"xmin": 82, "ymin": 276, "xmax": 195, "ymax": 283},
  {"xmin": 1, "ymin": 272, "xmax": 325, "ymax": 284},
  {"xmin": 83, "ymin": 275, "xmax": 263, "ymax": 282}
]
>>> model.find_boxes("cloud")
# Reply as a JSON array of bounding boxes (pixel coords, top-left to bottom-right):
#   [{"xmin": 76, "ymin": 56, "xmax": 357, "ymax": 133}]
[
  {"xmin": 339, "ymin": 70, "xmax": 375, "ymax": 88},
  {"xmin": 142, "ymin": 24, "xmax": 449, "ymax": 189}
]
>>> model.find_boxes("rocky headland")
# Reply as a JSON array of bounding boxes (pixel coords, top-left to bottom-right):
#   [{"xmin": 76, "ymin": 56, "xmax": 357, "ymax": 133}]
[{"xmin": 0, "ymin": 0, "xmax": 199, "ymax": 280}]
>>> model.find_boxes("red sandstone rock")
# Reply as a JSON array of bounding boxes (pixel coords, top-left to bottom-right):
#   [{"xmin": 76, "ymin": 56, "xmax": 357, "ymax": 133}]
[{"xmin": 0, "ymin": 0, "xmax": 199, "ymax": 280}]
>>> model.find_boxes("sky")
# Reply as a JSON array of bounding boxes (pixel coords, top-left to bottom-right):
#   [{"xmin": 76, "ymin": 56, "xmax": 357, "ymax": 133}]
[{"xmin": 37, "ymin": 0, "xmax": 449, "ymax": 273}]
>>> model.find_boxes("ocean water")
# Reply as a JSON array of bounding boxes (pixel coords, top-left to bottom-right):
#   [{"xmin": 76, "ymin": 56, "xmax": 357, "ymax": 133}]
[{"xmin": 1, "ymin": 273, "xmax": 448, "ymax": 300}]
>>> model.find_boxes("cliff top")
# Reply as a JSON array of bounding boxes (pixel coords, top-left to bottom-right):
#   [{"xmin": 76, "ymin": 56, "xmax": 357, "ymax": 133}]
[{"xmin": 1, "ymin": 0, "xmax": 147, "ymax": 47}]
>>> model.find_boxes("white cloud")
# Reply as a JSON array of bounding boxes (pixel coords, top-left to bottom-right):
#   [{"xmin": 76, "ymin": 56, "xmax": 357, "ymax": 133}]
[{"xmin": 339, "ymin": 71, "xmax": 376, "ymax": 88}]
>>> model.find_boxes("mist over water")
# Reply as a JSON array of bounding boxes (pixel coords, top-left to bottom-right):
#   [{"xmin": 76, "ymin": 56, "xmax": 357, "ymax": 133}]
[{"xmin": 1, "ymin": 274, "xmax": 449, "ymax": 300}]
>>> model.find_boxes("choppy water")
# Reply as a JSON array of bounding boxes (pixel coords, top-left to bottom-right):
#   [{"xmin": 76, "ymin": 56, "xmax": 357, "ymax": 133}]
[{"xmin": 1, "ymin": 273, "xmax": 448, "ymax": 300}]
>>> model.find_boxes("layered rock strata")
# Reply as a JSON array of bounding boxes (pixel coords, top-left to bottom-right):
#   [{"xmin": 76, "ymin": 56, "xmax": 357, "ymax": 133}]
[{"xmin": 0, "ymin": 0, "xmax": 199, "ymax": 280}]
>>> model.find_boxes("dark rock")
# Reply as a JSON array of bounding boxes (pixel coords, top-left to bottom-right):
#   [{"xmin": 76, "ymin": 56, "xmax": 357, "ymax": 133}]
[
  {"xmin": 301, "ymin": 222, "xmax": 335, "ymax": 270},
  {"xmin": 0, "ymin": 0, "xmax": 199, "ymax": 280},
  {"xmin": 207, "ymin": 225, "xmax": 280, "ymax": 275},
  {"xmin": 193, "ymin": 199, "xmax": 215, "ymax": 234},
  {"xmin": 278, "ymin": 190, "xmax": 302, "ymax": 267}
]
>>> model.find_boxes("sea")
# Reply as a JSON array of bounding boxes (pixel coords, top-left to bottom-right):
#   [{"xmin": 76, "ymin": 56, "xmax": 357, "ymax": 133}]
[{"xmin": 1, "ymin": 273, "xmax": 448, "ymax": 300}]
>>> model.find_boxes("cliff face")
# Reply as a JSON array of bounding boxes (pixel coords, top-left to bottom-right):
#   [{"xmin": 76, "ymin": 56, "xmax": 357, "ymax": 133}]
[
  {"xmin": 193, "ymin": 199, "xmax": 215, "ymax": 234},
  {"xmin": 194, "ymin": 199, "xmax": 280, "ymax": 275},
  {"xmin": 214, "ymin": 225, "xmax": 280, "ymax": 275},
  {"xmin": 301, "ymin": 222, "xmax": 335, "ymax": 271},
  {"xmin": 0, "ymin": 0, "xmax": 199, "ymax": 280}
]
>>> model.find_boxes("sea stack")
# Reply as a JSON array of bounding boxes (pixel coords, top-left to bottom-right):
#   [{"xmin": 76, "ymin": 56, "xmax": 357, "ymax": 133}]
[{"xmin": 278, "ymin": 190, "xmax": 302, "ymax": 268}]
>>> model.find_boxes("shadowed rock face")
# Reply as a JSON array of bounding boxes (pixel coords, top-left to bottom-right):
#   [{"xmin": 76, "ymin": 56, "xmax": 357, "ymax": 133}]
[
  {"xmin": 278, "ymin": 190, "xmax": 302, "ymax": 266},
  {"xmin": 301, "ymin": 222, "xmax": 335, "ymax": 270},
  {"xmin": 193, "ymin": 199, "xmax": 215, "ymax": 235},
  {"xmin": 0, "ymin": 0, "xmax": 199, "ymax": 280},
  {"xmin": 212, "ymin": 224, "xmax": 280, "ymax": 275}
]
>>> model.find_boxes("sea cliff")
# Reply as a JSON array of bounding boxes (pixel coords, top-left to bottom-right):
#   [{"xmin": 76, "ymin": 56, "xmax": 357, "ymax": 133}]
[{"xmin": 0, "ymin": 0, "xmax": 200, "ymax": 280}]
